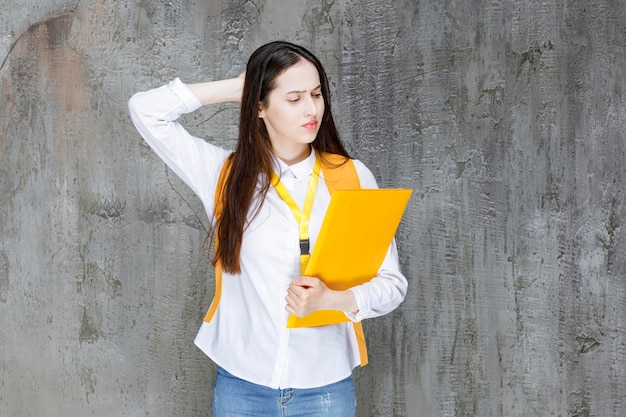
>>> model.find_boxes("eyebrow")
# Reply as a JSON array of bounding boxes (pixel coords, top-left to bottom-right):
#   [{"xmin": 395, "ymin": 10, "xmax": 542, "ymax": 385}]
[{"xmin": 285, "ymin": 84, "xmax": 322, "ymax": 95}]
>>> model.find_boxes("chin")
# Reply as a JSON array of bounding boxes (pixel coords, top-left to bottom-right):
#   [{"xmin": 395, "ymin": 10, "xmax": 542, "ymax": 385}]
[{"xmin": 306, "ymin": 133, "xmax": 320, "ymax": 143}]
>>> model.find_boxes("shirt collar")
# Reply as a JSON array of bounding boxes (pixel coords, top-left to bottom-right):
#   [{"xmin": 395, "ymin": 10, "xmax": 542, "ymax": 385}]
[{"xmin": 274, "ymin": 148, "xmax": 316, "ymax": 180}]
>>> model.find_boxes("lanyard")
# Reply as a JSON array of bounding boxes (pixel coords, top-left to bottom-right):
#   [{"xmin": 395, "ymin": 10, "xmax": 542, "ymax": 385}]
[{"xmin": 271, "ymin": 154, "xmax": 322, "ymax": 273}]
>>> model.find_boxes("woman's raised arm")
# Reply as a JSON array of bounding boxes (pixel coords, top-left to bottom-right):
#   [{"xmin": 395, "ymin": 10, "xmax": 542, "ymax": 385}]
[{"xmin": 186, "ymin": 74, "xmax": 244, "ymax": 106}]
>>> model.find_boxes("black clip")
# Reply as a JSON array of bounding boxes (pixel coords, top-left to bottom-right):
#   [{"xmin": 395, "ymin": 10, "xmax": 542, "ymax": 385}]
[{"xmin": 299, "ymin": 239, "xmax": 310, "ymax": 255}]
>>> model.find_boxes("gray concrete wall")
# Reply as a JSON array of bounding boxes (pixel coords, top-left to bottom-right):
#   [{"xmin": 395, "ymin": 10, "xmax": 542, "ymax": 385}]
[{"xmin": 1, "ymin": 1, "xmax": 624, "ymax": 416}]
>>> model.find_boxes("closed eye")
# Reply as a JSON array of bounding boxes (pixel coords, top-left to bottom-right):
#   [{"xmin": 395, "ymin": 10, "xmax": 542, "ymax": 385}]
[
  {"xmin": 285, "ymin": 85, "xmax": 322, "ymax": 102},
  {"xmin": 288, "ymin": 93, "xmax": 321, "ymax": 103}
]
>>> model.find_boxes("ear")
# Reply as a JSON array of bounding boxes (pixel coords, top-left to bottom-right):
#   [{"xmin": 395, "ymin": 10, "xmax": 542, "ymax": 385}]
[{"xmin": 258, "ymin": 102, "xmax": 266, "ymax": 118}]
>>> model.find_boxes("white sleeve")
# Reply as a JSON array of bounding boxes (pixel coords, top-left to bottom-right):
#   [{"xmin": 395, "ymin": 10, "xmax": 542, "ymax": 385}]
[
  {"xmin": 128, "ymin": 78, "xmax": 231, "ymax": 219},
  {"xmin": 345, "ymin": 160, "xmax": 409, "ymax": 321}
]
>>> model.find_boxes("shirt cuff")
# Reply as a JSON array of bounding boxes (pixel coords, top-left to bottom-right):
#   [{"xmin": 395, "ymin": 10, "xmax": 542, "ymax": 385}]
[
  {"xmin": 168, "ymin": 78, "xmax": 202, "ymax": 114},
  {"xmin": 343, "ymin": 288, "xmax": 369, "ymax": 322}
]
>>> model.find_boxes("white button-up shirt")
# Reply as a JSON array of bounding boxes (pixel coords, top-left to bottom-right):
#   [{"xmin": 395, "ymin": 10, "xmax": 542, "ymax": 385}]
[{"xmin": 128, "ymin": 78, "xmax": 408, "ymax": 389}]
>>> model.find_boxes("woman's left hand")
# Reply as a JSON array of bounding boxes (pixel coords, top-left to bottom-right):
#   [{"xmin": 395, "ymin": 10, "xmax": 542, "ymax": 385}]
[{"xmin": 285, "ymin": 277, "xmax": 359, "ymax": 317}]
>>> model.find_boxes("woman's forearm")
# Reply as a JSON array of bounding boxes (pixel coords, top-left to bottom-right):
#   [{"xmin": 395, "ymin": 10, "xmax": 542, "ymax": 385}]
[{"xmin": 186, "ymin": 77, "xmax": 244, "ymax": 106}]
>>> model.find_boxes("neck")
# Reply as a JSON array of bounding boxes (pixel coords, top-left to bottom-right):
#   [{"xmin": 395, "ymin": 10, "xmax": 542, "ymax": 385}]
[{"xmin": 274, "ymin": 145, "xmax": 312, "ymax": 166}]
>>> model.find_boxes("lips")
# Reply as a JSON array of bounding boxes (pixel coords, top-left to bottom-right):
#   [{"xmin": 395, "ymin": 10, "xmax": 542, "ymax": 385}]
[{"xmin": 302, "ymin": 121, "xmax": 318, "ymax": 130}]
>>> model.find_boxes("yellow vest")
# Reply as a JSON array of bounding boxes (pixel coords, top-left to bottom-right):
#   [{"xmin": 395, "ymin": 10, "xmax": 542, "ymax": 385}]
[{"xmin": 203, "ymin": 152, "xmax": 368, "ymax": 366}]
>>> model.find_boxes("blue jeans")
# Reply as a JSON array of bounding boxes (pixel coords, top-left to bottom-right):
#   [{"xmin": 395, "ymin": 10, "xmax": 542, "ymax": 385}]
[{"xmin": 212, "ymin": 366, "xmax": 356, "ymax": 417}]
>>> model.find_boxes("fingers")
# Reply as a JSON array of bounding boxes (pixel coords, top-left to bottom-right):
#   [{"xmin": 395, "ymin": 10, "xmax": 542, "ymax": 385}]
[
  {"xmin": 285, "ymin": 276, "xmax": 330, "ymax": 318},
  {"xmin": 285, "ymin": 282, "xmax": 314, "ymax": 317},
  {"xmin": 286, "ymin": 286, "xmax": 302, "ymax": 302},
  {"xmin": 291, "ymin": 276, "xmax": 320, "ymax": 289},
  {"xmin": 285, "ymin": 291, "xmax": 304, "ymax": 317}
]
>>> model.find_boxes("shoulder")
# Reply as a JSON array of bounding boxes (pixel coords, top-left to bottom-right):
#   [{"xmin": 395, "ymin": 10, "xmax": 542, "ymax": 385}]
[{"xmin": 352, "ymin": 159, "xmax": 379, "ymax": 188}]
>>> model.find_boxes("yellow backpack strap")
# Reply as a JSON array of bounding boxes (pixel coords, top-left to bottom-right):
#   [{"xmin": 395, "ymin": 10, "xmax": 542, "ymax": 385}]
[
  {"xmin": 203, "ymin": 155, "xmax": 233, "ymax": 323},
  {"xmin": 319, "ymin": 152, "xmax": 369, "ymax": 367},
  {"xmin": 318, "ymin": 152, "xmax": 361, "ymax": 190}
]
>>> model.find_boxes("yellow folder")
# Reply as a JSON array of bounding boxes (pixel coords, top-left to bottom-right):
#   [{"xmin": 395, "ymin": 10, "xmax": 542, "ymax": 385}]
[{"xmin": 287, "ymin": 188, "xmax": 412, "ymax": 328}]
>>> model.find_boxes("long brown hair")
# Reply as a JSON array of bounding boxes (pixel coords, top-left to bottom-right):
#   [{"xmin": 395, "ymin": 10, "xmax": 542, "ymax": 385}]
[{"xmin": 214, "ymin": 41, "xmax": 350, "ymax": 274}]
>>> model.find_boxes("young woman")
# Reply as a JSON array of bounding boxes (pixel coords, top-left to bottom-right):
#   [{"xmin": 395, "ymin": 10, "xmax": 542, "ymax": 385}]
[{"xmin": 128, "ymin": 41, "xmax": 407, "ymax": 417}]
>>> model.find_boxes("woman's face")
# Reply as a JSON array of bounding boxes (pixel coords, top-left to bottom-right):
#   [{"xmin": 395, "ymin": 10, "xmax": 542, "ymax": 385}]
[{"xmin": 258, "ymin": 59, "xmax": 325, "ymax": 164}]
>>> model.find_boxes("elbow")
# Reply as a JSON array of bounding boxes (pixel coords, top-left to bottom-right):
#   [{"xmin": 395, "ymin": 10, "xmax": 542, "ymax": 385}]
[
  {"xmin": 398, "ymin": 274, "xmax": 408, "ymax": 301},
  {"xmin": 127, "ymin": 92, "xmax": 143, "ymax": 120},
  {"xmin": 127, "ymin": 92, "xmax": 151, "ymax": 132}
]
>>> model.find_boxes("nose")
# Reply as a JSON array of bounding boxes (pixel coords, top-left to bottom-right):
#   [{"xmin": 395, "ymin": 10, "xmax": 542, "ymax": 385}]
[{"xmin": 304, "ymin": 95, "xmax": 318, "ymax": 116}]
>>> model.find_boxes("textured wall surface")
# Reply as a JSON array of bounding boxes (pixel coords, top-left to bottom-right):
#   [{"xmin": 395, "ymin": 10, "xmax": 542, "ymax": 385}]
[{"xmin": 1, "ymin": 1, "xmax": 625, "ymax": 416}]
